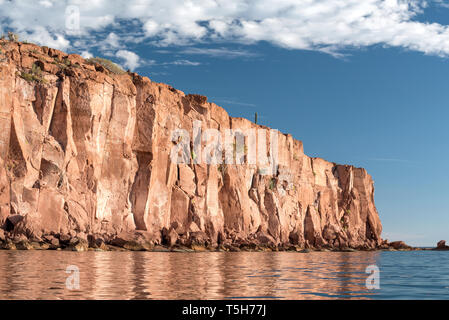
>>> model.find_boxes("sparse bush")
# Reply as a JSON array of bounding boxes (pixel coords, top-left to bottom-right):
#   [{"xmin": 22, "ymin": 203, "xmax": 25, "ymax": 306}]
[
  {"xmin": 269, "ymin": 178, "xmax": 276, "ymax": 190},
  {"xmin": 20, "ymin": 63, "xmax": 46, "ymax": 83},
  {"xmin": 52, "ymin": 57, "xmax": 72, "ymax": 70},
  {"xmin": 218, "ymin": 164, "xmax": 227, "ymax": 179},
  {"xmin": 86, "ymin": 57, "xmax": 126, "ymax": 75},
  {"xmin": 8, "ymin": 31, "xmax": 19, "ymax": 42}
]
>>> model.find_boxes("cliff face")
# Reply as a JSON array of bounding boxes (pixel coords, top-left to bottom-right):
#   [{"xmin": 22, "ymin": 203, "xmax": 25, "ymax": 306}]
[{"xmin": 0, "ymin": 40, "xmax": 383, "ymax": 250}]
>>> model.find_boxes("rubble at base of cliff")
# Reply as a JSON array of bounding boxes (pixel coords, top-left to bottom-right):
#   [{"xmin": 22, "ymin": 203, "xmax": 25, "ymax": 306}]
[{"xmin": 0, "ymin": 227, "xmax": 419, "ymax": 252}]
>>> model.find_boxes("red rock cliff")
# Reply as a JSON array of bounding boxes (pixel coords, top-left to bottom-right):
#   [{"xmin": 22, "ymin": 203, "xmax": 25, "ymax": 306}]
[{"xmin": 0, "ymin": 41, "xmax": 383, "ymax": 250}]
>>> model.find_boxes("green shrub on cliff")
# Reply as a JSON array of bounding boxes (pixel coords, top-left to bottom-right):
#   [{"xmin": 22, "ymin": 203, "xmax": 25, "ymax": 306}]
[
  {"xmin": 86, "ymin": 57, "xmax": 126, "ymax": 75},
  {"xmin": 269, "ymin": 178, "xmax": 276, "ymax": 190},
  {"xmin": 191, "ymin": 150, "xmax": 197, "ymax": 161},
  {"xmin": 52, "ymin": 57, "xmax": 73, "ymax": 70},
  {"xmin": 20, "ymin": 63, "xmax": 46, "ymax": 83},
  {"xmin": 218, "ymin": 164, "xmax": 227, "ymax": 179}
]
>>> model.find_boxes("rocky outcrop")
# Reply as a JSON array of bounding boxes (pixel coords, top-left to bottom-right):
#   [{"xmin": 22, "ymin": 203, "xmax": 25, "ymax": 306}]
[
  {"xmin": 0, "ymin": 40, "xmax": 383, "ymax": 251},
  {"xmin": 387, "ymin": 241, "xmax": 411, "ymax": 250},
  {"xmin": 435, "ymin": 240, "xmax": 449, "ymax": 251}
]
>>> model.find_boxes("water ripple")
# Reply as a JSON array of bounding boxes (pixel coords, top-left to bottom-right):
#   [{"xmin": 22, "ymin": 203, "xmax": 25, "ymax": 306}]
[{"xmin": 0, "ymin": 250, "xmax": 447, "ymax": 299}]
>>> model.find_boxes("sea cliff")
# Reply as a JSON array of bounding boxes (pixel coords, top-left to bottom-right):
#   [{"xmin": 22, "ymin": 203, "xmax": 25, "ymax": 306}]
[{"xmin": 0, "ymin": 40, "xmax": 389, "ymax": 251}]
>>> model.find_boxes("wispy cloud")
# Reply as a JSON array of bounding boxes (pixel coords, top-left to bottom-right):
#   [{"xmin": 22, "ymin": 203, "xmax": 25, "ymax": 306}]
[
  {"xmin": 144, "ymin": 59, "xmax": 202, "ymax": 67},
  {"xmin": 435, "ymin": 0, "xmax": 449, "ymax": 9},
  {"xmin": 179, "ymin": 47, "xmax": 259, "ymax": 59},
  {"xmin": 211, "ymin": 98, "xmax": 256, "ymax": 107},
  {"xmin": 167, "ymin": 59, "xmax": 201, "ymax": 66}
]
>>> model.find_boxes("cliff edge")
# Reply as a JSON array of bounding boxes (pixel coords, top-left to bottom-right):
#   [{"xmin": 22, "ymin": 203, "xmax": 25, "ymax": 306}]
[{"xmin": 0, "ymin": 40, "xmax": 385, "ymax": 251}]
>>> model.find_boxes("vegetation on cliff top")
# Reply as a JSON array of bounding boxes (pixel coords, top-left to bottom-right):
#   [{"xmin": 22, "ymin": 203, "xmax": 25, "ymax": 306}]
[{"xmin": 86, "ymin": 57, "xmax": 126, "ymax": 75}]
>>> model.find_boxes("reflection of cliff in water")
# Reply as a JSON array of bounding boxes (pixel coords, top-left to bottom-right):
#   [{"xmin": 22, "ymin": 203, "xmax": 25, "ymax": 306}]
[{"xmin": 0, "ymin": 251, "xmax": 379, "ymax": 299}]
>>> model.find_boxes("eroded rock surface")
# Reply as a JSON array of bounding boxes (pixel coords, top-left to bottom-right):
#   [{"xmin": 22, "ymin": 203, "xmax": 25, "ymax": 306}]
[
  {"xmin": 0, "ymin": 41, "xmax": 383, "ymax": 250},
  {"xmin": 435, "ymin": 240, "xmax": 449, "ymax": 250}
]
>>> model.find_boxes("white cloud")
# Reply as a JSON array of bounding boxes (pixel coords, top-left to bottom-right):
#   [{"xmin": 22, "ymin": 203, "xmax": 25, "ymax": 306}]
[
  {"xmin": 168, "ymin": 59, "xmax": 201, "ymax": 66},
  {"xmin": 211, "ymin": 98, "xmax": 256, "ymax": 107},
  {"xmin": 1, "ymin": 0, "xmax": 449, "ymax": 57},
  {"xmin": 80, "ymin": 50, "xmax": 93, "ymax": 59},
  {"xmin": 21, "ymin": 26, "xmax": 70, "ymax": 51},
  {"xmin": 435, "ymin": 0, "xmax": 449, "ymax": 9},
  {"xmin": 143, "ymin": 20, "xmax": 161, "ymax": 37},
  {"xmin": 115, "ymin": 49, "xmax": 140, "ymax": 70},
  {"xmin": 104, "ymin": 33, "xmax": 120, "ymax": 49},
  {"xmin": 39, "ymin": 0, "xmax": 53, "ymax": 8},
  {"xmin": 140, "ymin": 59, "xmax": 201, "ymax": 67},
  {"xmin": 180, "ymin": 47, "xmax": 259, "ymax": 58}
]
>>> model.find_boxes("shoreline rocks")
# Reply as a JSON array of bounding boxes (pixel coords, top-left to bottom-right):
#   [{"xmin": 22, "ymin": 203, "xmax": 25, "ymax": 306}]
[
  {"xmin": 0, "ymin": 230, "xmax": 420, "ymax": 253},
  {"xmin": 434, "ymin": 240, "xmax": 449, "ymax": 251}
]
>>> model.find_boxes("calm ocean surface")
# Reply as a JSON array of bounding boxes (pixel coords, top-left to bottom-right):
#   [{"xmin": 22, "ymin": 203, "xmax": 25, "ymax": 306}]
[{"xmin": 0, "ymin": 250, "xmax": 447, "ymax": 300}]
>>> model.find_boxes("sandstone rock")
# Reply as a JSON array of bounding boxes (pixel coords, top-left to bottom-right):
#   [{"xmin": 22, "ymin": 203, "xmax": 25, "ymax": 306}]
[
  {"xmin": 436, "ymin": 240, "xmax": 449, "ymax": 250},
  {"xmin": 69, "ymin": 239, "xmax": 89, "ymax": 252},
  {"xmin": 76, "ymin": 232, "xmax": 88, "ymax": 242},
  {"xmin": 123, "ymin": 240, "xmax": 151, "ymax": 251},
  {"xmin": 5, "ymin": 215, "xmax": 24, "ymax": 231},
  {"xmin": 69, "ymin": 237, "xmax": 80, "ymax": 246},
  {"xmin": 15, "ymin": 239, "xmax": 33, "ymax": 250},
  {"xmin": 0, "ymin": 42, "xmax": 385, "ymax": 250},
  {"xmin": 43, "ymin": 234, "xmax": 54, "ymax": 242},
  {"xmin": 32, "ymin": 242, "xmax": 49, "ymax": 250},
  {"xmin": 162, "ymin": 227, "xmax": 178, "ymax": 247},
  {"xmin": 97, "ymin": 242, "xmax": 109, "ymax": 251},
  {"xmin": 50, "ymin": 237, "xmax": 60, "ymax": 248},
  {"xmin": 171, "ymin": 246, "xmax": 194, "ymax": 253},
  {"xmin": 2, "ymin": 240, "xmax": 16, "ymax": 250},
  {"xmin": 87, "ymin": 234, "xmax": 106, "ymax": 248},
  {"xmin": 389, "ymin": 241, "xmax": 411, "ymax": 250},
  {"xmin": 110, "ymin": 232, "xmax": 135, "ymax": 247},
  {"xmin": 256, "ymin": 231, "xmax": 276, "ymax": 246},
  {"xmin": 110, "ymin": 231, "xmax": 152, "ymax": 251},
  {"xmin": 230, "ymin": 246, "xmax": 241, "ymax": 252},
  {"xmin": 59, "ymin": 234, "xmax": 71, "ymax": 244},
  {"xmin": 152, "ymin": 245, "xmax": 170, "ymax": 252},
  {"xmin": 13, "ymin": 234, "xmax": 28, "ymax": 243}
]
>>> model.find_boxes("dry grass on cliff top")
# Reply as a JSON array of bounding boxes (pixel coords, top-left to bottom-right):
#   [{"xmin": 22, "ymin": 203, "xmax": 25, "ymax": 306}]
[{"xmin": 86, "ymin": 57, "xmax": 126, "ymax": 75}]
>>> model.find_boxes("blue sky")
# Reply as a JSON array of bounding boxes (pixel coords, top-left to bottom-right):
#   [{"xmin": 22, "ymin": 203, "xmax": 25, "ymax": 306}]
[{"xmin": 1, "ymin": 0, "xmax": 449, "ymax": 246}]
